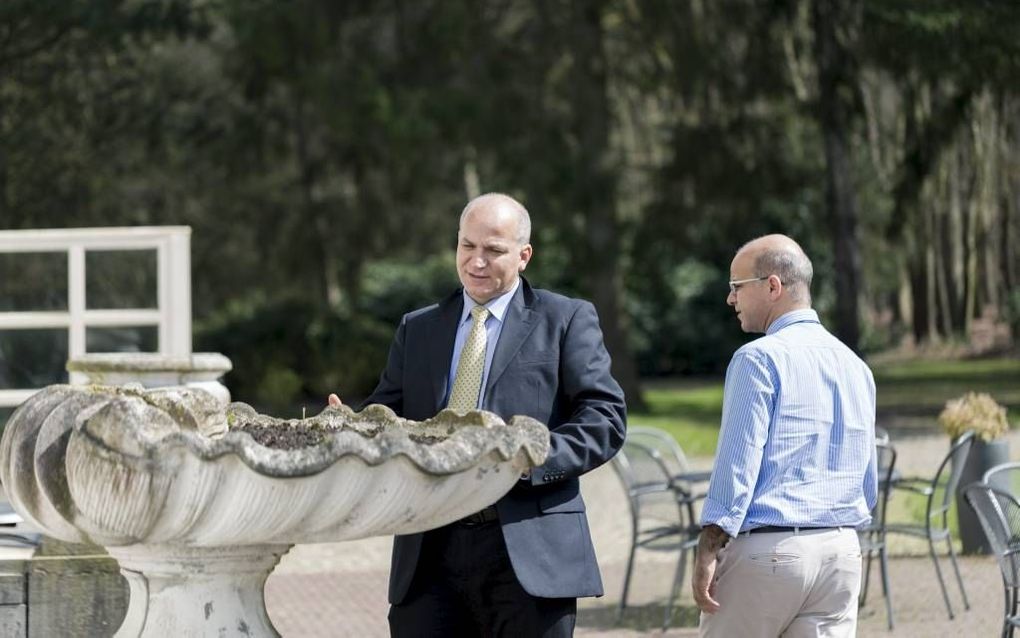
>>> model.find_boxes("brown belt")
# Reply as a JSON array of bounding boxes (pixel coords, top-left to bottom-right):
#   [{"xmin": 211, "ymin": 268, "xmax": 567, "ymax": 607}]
[{"xmin": 457, "ymin": 505, "xmax": 499, "ymax": 527}]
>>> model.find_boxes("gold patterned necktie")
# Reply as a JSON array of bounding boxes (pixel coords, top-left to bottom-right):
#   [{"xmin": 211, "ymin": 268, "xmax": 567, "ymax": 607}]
[{"xmin": 448, "ymin": 306, "xmax": 490, "ymax": 413}]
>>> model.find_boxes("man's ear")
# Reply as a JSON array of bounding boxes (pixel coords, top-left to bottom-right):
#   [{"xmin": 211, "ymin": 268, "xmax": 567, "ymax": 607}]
[
  {"xmin": 519, "ymin": 244, "xmax": 533, "ymax": 271},
  {"xmin": 768, "ymin": 274, "xmax": 783, "ymax": 298}
]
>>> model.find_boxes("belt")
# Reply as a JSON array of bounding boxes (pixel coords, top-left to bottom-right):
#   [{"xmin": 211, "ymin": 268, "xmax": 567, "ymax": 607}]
[
  {"xmin": 745, "ymin": 525, "xmax": 838, "ymax": 535},
  {"xmin": 457, "ymin": 505, "xmax": 499, "ymax": 527}
]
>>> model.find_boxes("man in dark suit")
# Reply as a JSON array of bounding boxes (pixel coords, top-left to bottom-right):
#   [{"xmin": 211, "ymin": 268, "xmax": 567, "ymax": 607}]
[{"xmin": 330, "ymin": 192, "xmax": 626, "ymax": 637}]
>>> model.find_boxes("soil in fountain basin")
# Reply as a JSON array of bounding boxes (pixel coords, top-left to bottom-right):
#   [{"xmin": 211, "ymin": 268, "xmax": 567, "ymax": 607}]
[
  {"xmin": 235, "ymin": 422, "xmax": 329, "ymax": 450},
  {"xmin": 234, "ymin": 420, "xmax": 448, "ymax": 449}
]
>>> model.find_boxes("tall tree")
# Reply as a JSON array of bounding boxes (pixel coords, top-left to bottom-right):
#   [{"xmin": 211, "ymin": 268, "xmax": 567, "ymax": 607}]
[{"xmin": 813, "ymin": 0, "xmax": 863, "ymax": 351}]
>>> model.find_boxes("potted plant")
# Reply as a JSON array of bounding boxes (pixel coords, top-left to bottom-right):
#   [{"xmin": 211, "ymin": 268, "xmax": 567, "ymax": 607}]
[{"xmin": 941, "ymin": 392, "xmax": 1011, "ymax": 554}]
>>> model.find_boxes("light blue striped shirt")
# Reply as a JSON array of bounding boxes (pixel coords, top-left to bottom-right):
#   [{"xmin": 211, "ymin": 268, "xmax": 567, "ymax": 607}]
[
  {"xmin": 701, "ymin": 309, "xmax": 878, "ymax": 536},
  {"xmin": 444, "ymin": 279, "xmax": 520, "ymax": 408}
]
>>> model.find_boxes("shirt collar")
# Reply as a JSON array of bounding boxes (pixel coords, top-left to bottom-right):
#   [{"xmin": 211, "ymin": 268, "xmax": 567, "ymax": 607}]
[
  {"xmin": 766, "ymin": 308, "xmax": 820, "ymax": 335},
  {"xmin": 460, "ymin": 278, "xmax": 520, "ymax": 325}
]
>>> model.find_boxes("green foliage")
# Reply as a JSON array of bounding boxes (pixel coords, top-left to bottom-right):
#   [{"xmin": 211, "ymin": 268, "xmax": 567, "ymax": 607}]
[
  {"xmin": 359, "ymin": 255, "xmax": 459, "ymax": 328},
  {"xmin": 628, "ymin": 259, "xmax": 746, "ymax": 375},
  {"xmin": 195, "ymin": 297, "xmax": 393, "ymax": 410},
  {"xmin": 874, "ymin": 358, "xmax": 1020, "ymax": 423},
  {"xmin": 255, "ymin": 365, "xmax": 304, "ymax": 412},
  {"xmin": 1, "ymin": 0, "xmax": 1018, "ymax": 395},
  {"xmin": 1006, "ymin": 288, "xmax": 1020, "ymax": 339},
  {"xmin": 630, "ymin": 356, "xmax": 1020, "ymax": 458},
  {"xmin": 195, "ymin": 254, "xmax": 463, "ymax": 408}
]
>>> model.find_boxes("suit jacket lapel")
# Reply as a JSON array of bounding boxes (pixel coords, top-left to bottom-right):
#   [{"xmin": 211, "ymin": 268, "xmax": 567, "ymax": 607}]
[
  {"xmin": 484, "ymin": 279, "xmax": 537, "ymax": 402},
  {"xmin": 428, "ymin": 291, "xmax": 463, "ymax": 413}
]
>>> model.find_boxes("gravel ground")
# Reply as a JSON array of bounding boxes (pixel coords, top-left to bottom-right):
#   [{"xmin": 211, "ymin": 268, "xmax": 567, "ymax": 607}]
[{"xmin": 267, "ymin": 430, "xmax": 1017, "ymax": 637}]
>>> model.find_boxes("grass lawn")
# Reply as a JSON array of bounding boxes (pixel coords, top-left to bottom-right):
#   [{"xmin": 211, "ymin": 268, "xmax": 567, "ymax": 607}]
[{"xmin": 630, "ymin": 355, "xmax": 1020, "ymax": 458}]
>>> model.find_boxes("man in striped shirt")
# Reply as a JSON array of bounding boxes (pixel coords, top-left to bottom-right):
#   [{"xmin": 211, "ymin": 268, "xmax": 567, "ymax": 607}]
[{"xmin": 692, "ymin": 234, "xmax": 877, "ymax": 637}]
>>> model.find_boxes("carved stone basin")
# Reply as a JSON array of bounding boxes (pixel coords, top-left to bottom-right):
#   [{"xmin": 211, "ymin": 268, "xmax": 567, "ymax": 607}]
[{"xmin": 0, "ymin": 384, "xmax": 549, "ymax": 637}]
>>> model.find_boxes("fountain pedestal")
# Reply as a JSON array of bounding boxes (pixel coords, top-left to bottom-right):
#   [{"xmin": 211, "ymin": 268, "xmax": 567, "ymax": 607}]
[{"xmin": 111, "ymin": 545, "xmax": 289, "ymax": 638}]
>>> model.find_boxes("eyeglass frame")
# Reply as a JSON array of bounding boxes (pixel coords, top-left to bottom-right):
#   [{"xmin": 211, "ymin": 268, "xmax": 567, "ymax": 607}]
[{"xmin": 728, "ymin": 276, "xmax": 769, "ymax": 294}]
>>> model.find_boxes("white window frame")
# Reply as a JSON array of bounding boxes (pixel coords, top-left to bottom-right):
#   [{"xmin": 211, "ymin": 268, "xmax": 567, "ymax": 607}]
[{"xmin": 0, "ymin": 226, "xmax": 192, "ymax": 408}]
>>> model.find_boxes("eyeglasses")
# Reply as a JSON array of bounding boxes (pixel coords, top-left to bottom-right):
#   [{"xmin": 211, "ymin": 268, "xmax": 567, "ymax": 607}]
[{"xmin": 728, "ymin": 276, "xmax": 768, "ymax": 294}]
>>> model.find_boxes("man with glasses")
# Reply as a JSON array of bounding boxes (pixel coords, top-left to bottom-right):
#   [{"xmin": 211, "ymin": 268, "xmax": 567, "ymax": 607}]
[{"xmin": 692, "ymin": 234, "xmax": 877, "ymax": 637}]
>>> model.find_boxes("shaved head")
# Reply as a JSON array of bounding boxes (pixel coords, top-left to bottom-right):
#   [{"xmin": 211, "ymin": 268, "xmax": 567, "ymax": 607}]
[{"xmin": 460, "ymin": 193, "xmax": 531, "ymax": 245}]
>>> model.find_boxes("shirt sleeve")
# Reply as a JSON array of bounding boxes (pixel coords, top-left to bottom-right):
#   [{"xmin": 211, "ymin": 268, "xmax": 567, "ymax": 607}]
[
  {"xmin": 700, "ymin": 348, "xmax": 775, "ymax": 536},
  {"xmin": 863, "ymin": 373, "xmax": 879, "ymax": 513}
]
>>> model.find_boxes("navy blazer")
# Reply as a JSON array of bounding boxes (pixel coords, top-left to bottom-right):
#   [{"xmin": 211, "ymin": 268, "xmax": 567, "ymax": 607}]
[{"xmin": 362, "ymin": 277, "xmax": 627, "ymax": 603}]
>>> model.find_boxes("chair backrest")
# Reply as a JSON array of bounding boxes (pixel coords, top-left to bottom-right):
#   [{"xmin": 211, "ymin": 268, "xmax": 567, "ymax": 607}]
[
  {"xmin": 611, "ymin": 439, "xmax": 672, "ymax": 496},
  {"xmin": 626, "ymin": 426, "xmax": 692, "ymax": 478},
  {"xmin": 963, "ymin": 482, "xmax": 1020, "ymax": 587},
  {"xmin": 983, "ymin": 461, "xmax": 1020, "ymax": 494},
  {"xmin": 611, "ymin": 439, "xmax": 685, "ymax": 528},
  {"xmin": 929, "ymin": 430, "xmax": 976, "ymax": 523},
  {"xmin": 875, "ymin": 425, "xmax": 891, "ymax": 445},
  {"xmin": 873, "ymin": 440, "xmax": 897, "ymax": 526}
]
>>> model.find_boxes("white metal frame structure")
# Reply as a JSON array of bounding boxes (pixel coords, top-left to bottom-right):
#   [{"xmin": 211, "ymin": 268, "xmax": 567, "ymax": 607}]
[{"xmin": 0, "ymin": 226, "xmax": 192, "ymax": 409}]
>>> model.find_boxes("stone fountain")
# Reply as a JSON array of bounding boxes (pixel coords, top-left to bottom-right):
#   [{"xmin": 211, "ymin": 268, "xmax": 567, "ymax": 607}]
[{"xmin": 0, "ymin": 384, "xmax": 548, "ymax": 637}]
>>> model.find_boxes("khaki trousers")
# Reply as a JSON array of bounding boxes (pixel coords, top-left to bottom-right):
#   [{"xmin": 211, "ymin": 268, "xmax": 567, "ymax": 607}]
[{"xmin": 699, "ymin": 527, "xmax": 862, "ymax": 638}]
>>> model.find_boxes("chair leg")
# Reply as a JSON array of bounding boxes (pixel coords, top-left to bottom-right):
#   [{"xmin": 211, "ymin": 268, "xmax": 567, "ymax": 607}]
[
  {"xmin": 1003, "ymin": 586, "xmax": 1011, "ymax": 638},
  {"xmin": 1008, "ymin": 586, "xmax": 1018, "ymax": 638},
  {"xmin": 618, "ymin": 530, "xmax": 639, "ymax": 622},
  {"xmin": 879, "ymin": 544, "xmax": 894, "ymax": 630},
  {"xmin": 860, "ymin": 544, "xmax": 874, "ymax": 606},
  {"xmin": 945, "ymin": 534, "xmax": 970, "ymax": 610},
  {"xmin": 928, "ymin": 536, "xmax": 956, "ymax": 619},
  {"xmin": 663, "ymin": 544, "xmax": 690, "ymax": 631}
]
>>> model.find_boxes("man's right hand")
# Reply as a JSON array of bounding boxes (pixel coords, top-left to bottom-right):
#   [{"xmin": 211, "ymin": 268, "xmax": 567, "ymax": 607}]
[
  {"xmin": 328, "ymin": 394, "xmax": 343, "ymax": 408},
  {"xmin": 692, "ymin": 524, "xmax": 729, "ymax": 614}
]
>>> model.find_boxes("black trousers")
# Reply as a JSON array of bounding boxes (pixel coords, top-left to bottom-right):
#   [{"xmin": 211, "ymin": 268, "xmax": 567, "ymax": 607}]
[{"xmin": 388, "ymin": 521, "xmax": 577, "ymax": 638}]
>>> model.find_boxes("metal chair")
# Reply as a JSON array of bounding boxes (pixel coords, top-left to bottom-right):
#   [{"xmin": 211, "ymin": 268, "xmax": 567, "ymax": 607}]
[
  {"xmin": 626, "ymin": 427, "xmax": 712, "ymax": 629},
  {"xmin": 626, "ymin": 426, "xmax": 711, "ymax": 519},
  {"xmin": 885, "ymin": 430, "xmax": 975, "ymax": 619},
  {"xmin": 858, "ymin": 440, "xmax": 897, "ymax": 630},
  {"xmin": 611, "ymin": 435, "xmax": 702, "ymax": 630},
  {"xmin": 962, "ymin": 481, "xmax": 1020, "ymax": 637},
  {"xmin": 984, "ymin": 462, "xmax": 1020, "ymax": 494},
  {"xmin": 875, "ymin": 425, "xmax": 891, "ymax": 445}
]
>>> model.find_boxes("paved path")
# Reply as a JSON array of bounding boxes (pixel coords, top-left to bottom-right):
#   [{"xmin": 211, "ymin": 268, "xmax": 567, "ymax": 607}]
[{"xmin": 265, "ymin": 430, "xmax": 1020, "ymax": 637}]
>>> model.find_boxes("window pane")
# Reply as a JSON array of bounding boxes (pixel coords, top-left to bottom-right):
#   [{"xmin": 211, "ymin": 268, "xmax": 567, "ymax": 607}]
[
  {"xmin": 86, "ymin": 250, "xmax": 157, "ymax": 310},
  {"xmin": 0, "ymin": 252, "xmax": 67, "ymax": 311},
  {"xmin": 86, "ymin": 326, "xmax": 158, "ymax": 353},
  {"xmin": 0, "ymin": 329, "xmax": 69, "ymax": 387}
]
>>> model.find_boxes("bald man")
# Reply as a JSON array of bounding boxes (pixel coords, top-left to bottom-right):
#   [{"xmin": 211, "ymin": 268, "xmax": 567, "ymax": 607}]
[
  {"xmin": 692, "ymin": 235, "xmax": 877, "ymax": 637},
  {"xmin": 337, "ymin": 193, "xmax": 626, "ymax": 637}
]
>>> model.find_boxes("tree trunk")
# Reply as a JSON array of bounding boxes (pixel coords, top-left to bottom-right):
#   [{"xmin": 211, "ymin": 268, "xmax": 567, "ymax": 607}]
[
  {"xmin": 933, "ymin": 174, "xmax": 953, "ymax": 336},
  {"xmin": 925, "ymin": 207, "xmax": 940, "ymax": 342},
  {"xmin": 567, "ymin": 0, "xmax": 646, "ymax": 411},
  {"xmin": 813, "ymin": 0, "xmax": 863, "ymax": 352},
  {"xmin": 973, "ymin": 92, "xmax": 1000, "ymax": 314}
]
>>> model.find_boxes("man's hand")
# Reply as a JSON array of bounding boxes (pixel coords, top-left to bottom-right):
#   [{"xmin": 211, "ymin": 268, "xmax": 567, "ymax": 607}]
[
  {"xmin": 692, "ymin": 524, "xmax": 729, "ymax": 614},
  {"xmin": 327, "ymin": 394, "xmax": 343, "ymax": 408}
]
